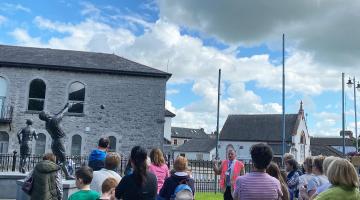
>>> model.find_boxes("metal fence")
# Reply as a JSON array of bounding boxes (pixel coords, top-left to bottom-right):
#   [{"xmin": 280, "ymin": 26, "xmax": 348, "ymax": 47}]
[{"xmin": 0, "ymin": 152, "xmax": 254, "ymax": 192}]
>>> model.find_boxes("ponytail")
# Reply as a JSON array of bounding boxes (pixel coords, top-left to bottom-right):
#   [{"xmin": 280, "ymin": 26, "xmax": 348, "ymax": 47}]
[{"xmin": 130, "ymin": 146, "xmax": 148, "ymax": 186}]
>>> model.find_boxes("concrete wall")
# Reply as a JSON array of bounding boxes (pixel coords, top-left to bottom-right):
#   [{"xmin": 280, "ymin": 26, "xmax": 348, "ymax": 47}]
[{"xmin": 0, "ymin": 66, "xmax": 167, "ymax": 156}]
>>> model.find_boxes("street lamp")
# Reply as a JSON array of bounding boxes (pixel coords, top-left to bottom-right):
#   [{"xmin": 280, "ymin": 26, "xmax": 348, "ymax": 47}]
[{"xmin": 347, "ymin": 77, "xmax": 360, "ymax": 153}]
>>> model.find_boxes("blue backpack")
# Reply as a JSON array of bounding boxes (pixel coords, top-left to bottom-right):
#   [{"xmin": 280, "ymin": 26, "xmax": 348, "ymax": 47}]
[{"xmin": 170, "ymin": 179, "xmax": 193, "ymax": 200}]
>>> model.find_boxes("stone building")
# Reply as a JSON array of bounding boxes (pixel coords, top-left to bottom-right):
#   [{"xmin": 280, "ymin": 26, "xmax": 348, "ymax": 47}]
[{"xmin": 0, "ymin": 44, "xmax": 170, "ymax": 156}]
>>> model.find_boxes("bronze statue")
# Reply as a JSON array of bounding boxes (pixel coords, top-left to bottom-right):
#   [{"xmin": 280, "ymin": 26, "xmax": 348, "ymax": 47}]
[
  {"xmin": 39, "ymin": 103, "xmax": 74, "ymax": 179},
  {"xmin": 17, "ymin": 119, "xmax": 38, "ymax": 173}
]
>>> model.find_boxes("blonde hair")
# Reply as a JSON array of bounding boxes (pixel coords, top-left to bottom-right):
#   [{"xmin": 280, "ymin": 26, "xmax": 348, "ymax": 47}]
[
  {"xmin": 150, "ymin": 148, "xmax": 165, "ymax": 166},
  {"xmin": 323, "ymin": 156, "xmax": 341, "ymax": 176},
  {"xmin": 105, "ymin": 152, "xmax": 121, "ymax": 170},
  {"xmin": 283, "ymin": 153, "xmax": 294, "ymax": 162},
  {"xmin": 174, "ymin": 156, "xmax": 188, "ymax": 172},
  {"xmin": 327, "ymin": 159, "xmax": 359, "ymax": 188}
]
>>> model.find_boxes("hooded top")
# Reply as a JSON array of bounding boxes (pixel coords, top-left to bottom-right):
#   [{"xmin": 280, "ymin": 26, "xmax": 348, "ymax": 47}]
[
  {"xmin": 88, "ymin": 149, "xmax": 107, "ymax": 171},
  {"xmin": 31, "ymin": 160, "xmax": 61, "ymax": 200},
  {"xmin": 159, "ymin": 173, "xmax": 195, "ymax": 200}
]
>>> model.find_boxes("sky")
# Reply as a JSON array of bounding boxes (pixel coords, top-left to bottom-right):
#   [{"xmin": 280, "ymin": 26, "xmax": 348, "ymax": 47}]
[{"xmin": 1, "ymin": 0, "xmax": 360, "ymax": 138}]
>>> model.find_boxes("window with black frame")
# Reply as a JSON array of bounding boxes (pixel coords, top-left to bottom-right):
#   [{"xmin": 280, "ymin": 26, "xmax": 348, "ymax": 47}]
[
  {"xmin": 68, "ymin": 82, "xmax": 85, "ymax": 114},
  {"xmin": 28, "ymin": 79, "xmax": 46, "ymax": 111},
  {"xmin": 71, "ymin": 134, "xmax": 82, "ymax": 155}
]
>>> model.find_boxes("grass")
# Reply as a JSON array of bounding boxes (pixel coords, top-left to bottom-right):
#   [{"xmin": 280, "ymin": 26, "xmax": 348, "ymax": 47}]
[{"xmin": 196, "ymin": 192, "xmax": 223, "ymax": 200}]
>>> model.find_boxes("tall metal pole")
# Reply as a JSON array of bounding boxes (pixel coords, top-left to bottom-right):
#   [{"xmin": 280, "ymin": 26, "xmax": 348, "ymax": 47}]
[
  {"xmin": 282, "ymin": 34, "xmax": 286, "ymax": 163},
  {"xmin": 215, "ymin": 69, "xmax": 221, "ymax": 193},
  {"xmin": 342, "ymin": 73, "xmax": 345, "ymax": 156},
  {"xmin": 216, "ymin": 69, "xmax": 221, "ymax": 159},
  {"xmin": 353, "ymin": 77, "xmax": 358, "ymax": 153}
]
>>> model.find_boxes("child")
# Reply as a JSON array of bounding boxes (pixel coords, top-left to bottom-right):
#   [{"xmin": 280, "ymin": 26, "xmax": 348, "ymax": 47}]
[
  {"xmin": 98, "ymin": 177, "xmax": 119, "ymax": 200},
  {"xmin": 68, "ymin": 166, "xmax": 100, "ymax": 200}
]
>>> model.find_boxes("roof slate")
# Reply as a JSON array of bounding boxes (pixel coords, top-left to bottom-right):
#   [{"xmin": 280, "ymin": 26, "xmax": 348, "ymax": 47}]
[
  {"xmin": 310, "ymin": 145, "xmax": 344, "ymax": 157},
  {"xmin": 165, "ymin": 109, "xmax": 176, "ymax": 117},
  {"xmin": 171, "ymin": 127, "xmax": 209, "ymax": 139},
  {"xmin": 174, "ymin": 138, "xmax": 216, "ymax": 153},
  {"xmin": 311, "ymin": 137, "xmax": 354, "ymax": 146},
  {"xmin": 0, "ymin": 45, "xmax": 171, "ymax": 78},
  {"xmin": 220, "ymin": 114, "xmax": 299, "ymax": 142}
]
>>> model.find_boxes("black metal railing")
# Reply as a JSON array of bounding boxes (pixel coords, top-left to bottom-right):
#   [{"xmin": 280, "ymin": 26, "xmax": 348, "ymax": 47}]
[{"xmin": 0, "ymin": 152, "xmax": 254, "ymax": 192}]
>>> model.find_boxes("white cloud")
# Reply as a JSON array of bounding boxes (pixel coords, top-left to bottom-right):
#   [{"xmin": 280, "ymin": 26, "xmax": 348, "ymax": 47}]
[
  {"xmin": 8, "ymin": 5, "xmax": 346, "ymax": 135},
  {"xmin": 166, "ymin": 89, "xmax": 179, "ymax": 95},
  {"xmin": 0, "ymin": 3, "xmax": 31, "ymax": 13},
  {"xmin": 0, "ymin": 15, "xmax": 7, "ymax": 25}
]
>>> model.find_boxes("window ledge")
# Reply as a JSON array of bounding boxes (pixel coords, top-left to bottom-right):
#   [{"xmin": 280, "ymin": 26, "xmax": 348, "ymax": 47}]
[
  {"xmin": 65, "ymin": 113, "xmax": 85, "ymax": 117},
  {"xmin": 25, "ymin": 110, "xmax": 42, "ymax": 114}
]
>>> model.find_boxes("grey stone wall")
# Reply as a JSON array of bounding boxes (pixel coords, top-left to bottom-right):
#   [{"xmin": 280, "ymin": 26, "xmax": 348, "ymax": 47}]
[{"xmin": 0, "ymin": 66, "xmax": 166, "ymax": 156}]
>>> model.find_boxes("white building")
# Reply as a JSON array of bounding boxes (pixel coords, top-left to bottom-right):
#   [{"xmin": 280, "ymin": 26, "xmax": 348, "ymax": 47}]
[
  {"xmin": 219, "ymin": 102, "xmax": 311, "ymax": 164},
  {"xmin": 173, "ymin": 138, "xmax": 216, "ymax": 161},
  {"xmin": 171, "ymin": 127, "xmax": 208, "ymax": 147}
]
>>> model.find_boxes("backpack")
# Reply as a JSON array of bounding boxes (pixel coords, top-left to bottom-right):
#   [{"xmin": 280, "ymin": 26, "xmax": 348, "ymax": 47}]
[{"xmin": 170, "ymin": 179, "xmax": 194, "ymax": 200}]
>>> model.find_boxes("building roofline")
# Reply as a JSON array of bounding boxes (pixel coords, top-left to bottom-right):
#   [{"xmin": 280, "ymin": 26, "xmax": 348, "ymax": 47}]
[{"xmin": 0, "ymin": 62, "xmax": 172, "ymax": 79}]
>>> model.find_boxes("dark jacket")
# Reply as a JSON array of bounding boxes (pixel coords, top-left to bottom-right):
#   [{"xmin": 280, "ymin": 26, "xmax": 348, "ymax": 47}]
[
  {"xmin": 115, "ymin": 172, "xmax": 157, "ymax": 200},
  {"xmin": 31, "ymin": 160, "xmax": 62, "ymax": 200},
  {"xmin": 88, "ymin": 149, "xmax": 106, "ymax": 171},
  {"xmin": 159, "ymin": 173, "xmax": 195, "ymax": 200}
]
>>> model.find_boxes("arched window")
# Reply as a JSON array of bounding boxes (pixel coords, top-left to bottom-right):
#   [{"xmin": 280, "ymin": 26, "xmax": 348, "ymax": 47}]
[
  {"xmin": 68, "ymin": 82, "xmax": 85, "ymax": 113},
  {"xmin": 300, "ymin": 132, "xmax": 306, "ymax": 144},
  {"xmin": 35, "ymin": 133, "xmax": 46, "ymax": 155},
  {"xmin": 0, "ymin": 77, "xmax": 7, "ymax": 117},
  {"xmin": 71, "ymin": 134, "xmax": 82, "ymax": 155},
  {"xmin": 0, "ymin": 131, "xmax": 9, "ymax": 153},
  {"xmin": 28, "ymin": 79, "xmax": 46, "ymax": 111},
  {"xmin": 109, "ymin": 136, "xmax": 116, "ymax": 152}
]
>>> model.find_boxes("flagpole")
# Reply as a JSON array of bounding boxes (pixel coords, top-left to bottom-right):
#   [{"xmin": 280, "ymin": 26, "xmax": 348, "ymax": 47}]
[
  {"xmin": 215, "ymin": 69, "xmax": 221, "ymax": 193},
  {"xmin": 282, "ymin": 34, "xmax": 286, "ymax": 164}
]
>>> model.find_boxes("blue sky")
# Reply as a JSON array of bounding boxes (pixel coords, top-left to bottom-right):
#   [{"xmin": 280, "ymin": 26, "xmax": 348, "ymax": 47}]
[{"xmin": 1, "ymin": 0, "xmax": 360, "ymax": 137}]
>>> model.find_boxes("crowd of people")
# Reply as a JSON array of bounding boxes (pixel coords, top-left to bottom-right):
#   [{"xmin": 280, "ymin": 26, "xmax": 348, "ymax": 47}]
[
  {"xmin": 213, "ymin": 144, "xmax": 360, "ymax": 200},
  {"xmin": 23, "ymin": 137, "xmax": 360, "ymax": 200}
]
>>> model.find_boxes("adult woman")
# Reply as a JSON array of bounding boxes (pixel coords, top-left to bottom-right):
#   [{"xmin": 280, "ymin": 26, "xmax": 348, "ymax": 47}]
[
  {"xmin": 301, "ymin": 156, "xmax": 328, "ymax": 200},
  {"xmin": 286, "ymin": 159, "xmax": 302, "ymax": 200},
  {"xmin": 159, "ymin": 156, "xmax": 195, "ymax": 200},
  {"xmin": 298, "ymin": 157, "xmax": 314, "ymax": 200},
  {"xmin": 115, "ymin": 146, "xmax": 157, "ymax": 200},
  {"xmin": 148, "ymin": 148, "xmax": 170, "ymax": 194},
  {"xmin": 30, "ymin": 153, "xmax": 62, "ymax": 200},
  {"xmin": 315, "ymin": 159, "xmax": 360, "ymax": 200},
  {"xmin": 266, "ymin": 162, "xmax": 290, "ymax": 200},
  {"xmin": 307, "ymin": 156, "xmax": 341, "ymax": 199}
]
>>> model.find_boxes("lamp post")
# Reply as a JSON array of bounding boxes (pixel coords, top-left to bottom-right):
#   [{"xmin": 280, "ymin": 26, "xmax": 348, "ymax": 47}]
[{"xmin": 347, "ymin": 77, "xmax": 360, "ymax": 153}]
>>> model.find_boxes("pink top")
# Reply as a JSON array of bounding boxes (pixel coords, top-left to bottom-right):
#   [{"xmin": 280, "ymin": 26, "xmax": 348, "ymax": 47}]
[
  {"xmin": 233, "ymin": 172, "xmax": 283, "ymax": 200},
  {"xmin": 148, "ymin": 163, "xmax": 170, "ymax": 193}
]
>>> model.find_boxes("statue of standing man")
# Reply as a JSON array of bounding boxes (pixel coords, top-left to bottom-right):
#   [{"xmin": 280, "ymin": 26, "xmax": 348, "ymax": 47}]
[
  {"xmin": 17, "ymin": 119, "xmax": 38, "ymax": 173},
  {"xmin": 39, "ymin": 103, "xmax": 74, "ymax": 179}
]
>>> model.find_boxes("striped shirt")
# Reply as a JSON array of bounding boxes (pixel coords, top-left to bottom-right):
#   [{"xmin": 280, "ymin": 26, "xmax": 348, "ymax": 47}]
[{"xmin": 233, "ymin": 172, "xmax": 282, "ymax": 200}]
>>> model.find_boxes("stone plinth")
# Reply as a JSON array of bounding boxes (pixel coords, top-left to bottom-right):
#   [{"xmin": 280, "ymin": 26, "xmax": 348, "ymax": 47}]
[
  {"xmin": 16, "ymin": 179, "xmax": 78, "ymax": 200},
  {"xmin": 0, "ymin": 172, "xmax": 28, "ymax": 199}
]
